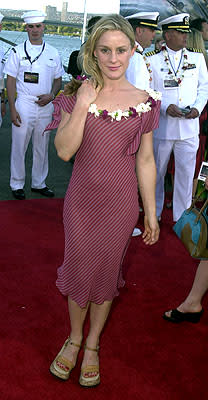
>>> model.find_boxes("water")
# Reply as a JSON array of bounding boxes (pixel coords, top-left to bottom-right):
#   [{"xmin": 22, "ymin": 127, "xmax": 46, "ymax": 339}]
[{"xmin": 1, "ymin": 30, "xmax": 82, "ymax": 81}]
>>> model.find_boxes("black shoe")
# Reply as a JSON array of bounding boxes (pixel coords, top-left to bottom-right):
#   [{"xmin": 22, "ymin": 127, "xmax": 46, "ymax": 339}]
[
  {"xmin": 12, "ymin": 189, "xmax": 25, "ymax": 200},
  {"xmin": 163, "ymin": 308, "xmax": 204, "ymax": 323},
  {"xmin": 31, "ymin": 186, "xmax": 54, "ymax": 197}
]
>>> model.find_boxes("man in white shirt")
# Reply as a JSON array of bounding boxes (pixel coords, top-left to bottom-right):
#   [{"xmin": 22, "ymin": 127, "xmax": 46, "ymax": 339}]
[
  {"xmin": 146, "ymin": 13, "xmax": 208, "ymax": 221},
  {"xmin": 125, "ymin": 12, "xmax": 160, "ymax": 90},
  {"xmin": 125, "ymin": 12, "xmax": 160, "ymax": 236},
  {"xmin": 4, "ymin": 10, "xmax": 65, "ymax": 199}
]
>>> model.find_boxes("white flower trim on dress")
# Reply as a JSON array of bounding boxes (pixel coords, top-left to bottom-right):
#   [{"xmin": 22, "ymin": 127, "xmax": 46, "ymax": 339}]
[{"xmin": 88, "ymin": 89, "xmax": 161, "ymax": 121}]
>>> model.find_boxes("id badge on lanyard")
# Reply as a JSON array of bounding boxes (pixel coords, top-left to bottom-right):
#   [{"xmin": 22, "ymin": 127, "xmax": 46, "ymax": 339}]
[
  {"xmin": 24, "ymin": 72, "xmax": 39, "ymax": 83},
  {"xmin": 23, "ymin": 41, "xmax": 45, "ymax": 84},
  {"xmin": 163, "ymin": 74, "xmax": 179, "ymax": 89}
]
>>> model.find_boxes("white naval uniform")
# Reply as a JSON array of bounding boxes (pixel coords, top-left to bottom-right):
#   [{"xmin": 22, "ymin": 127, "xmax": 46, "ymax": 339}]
[
  {"xmin": 0, "ymin": 46, "xmax": 5, "ymax": 127},
  {"xmin": 147, "ymin": 46, "xmax": 208, "ymax": 221},
  {"xmin": 4, "ymin": 40, "xmax": 64, "ymax": 190},
  {"xmin": 126, "ymin": 42, "xmax": 150, "ymax": 90}
]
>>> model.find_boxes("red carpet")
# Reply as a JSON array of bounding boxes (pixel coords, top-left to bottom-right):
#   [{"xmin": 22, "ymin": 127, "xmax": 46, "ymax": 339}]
[{"xmin": 1, "ymin": 198, "xmax": 208, "ymax": 400}]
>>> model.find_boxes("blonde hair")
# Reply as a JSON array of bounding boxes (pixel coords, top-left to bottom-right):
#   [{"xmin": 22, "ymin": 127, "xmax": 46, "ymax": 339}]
[
  {"xmin": 187, "ymin": 28, "xmax": 208, "ymax": 68},
  {"xmin": 64, "ymin": 14, "xmax": 135, "ymax": 96}
]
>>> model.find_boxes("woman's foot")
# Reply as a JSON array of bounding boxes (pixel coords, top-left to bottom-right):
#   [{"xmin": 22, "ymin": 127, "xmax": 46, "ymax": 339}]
[
  {"xmin": 163, "ymin": 302, "xmax": 203, "ymax": 323},
  {"xmin": 79, "ymin": 343, "xmax": 100, "ymax": 387},
  {"xmin": 50, "ymin": 337, "xmax": 82, "ymax": 380}
]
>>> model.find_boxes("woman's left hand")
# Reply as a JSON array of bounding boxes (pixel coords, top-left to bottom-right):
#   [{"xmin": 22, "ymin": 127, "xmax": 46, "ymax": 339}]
[{"xmin": 142, "ymin": 215, "xmax": 160, "ymax": 245}]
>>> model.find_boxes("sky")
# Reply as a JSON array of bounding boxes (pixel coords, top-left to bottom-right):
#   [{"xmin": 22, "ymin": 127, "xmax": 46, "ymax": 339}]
[{"xmin": 2, "ymin": 0, "xmax": 120, "ymax": 14}]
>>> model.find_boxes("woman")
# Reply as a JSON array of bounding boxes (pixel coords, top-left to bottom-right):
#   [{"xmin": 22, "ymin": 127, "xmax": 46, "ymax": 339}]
[
  {"xmin": 48, "ymin": 14, "xmax": 160, "ymax": 387},
  {"xmin": 163, "ymin": 176, "xmax": 208, "ymax": 323}
]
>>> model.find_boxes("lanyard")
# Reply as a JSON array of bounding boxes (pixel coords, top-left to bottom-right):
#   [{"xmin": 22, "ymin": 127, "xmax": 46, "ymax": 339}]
[
  {"xmin": 167, "ymin": 50, "xmax": 183, "ymax": 76},
  {"xmin": 24, "ymin": 41, "xmax": 45, "ymax": 65}
]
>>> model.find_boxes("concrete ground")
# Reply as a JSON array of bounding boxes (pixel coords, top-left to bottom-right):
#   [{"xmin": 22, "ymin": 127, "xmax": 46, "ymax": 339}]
[{"xmin": 0, "ymin": 103, "xmax": 73, "ymax": 201}]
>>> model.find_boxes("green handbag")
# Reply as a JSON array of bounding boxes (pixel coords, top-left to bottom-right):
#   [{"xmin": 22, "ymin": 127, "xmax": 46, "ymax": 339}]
[{"xmin": 173, "ymin": 190, "xmax": 208, "ymax": 259}]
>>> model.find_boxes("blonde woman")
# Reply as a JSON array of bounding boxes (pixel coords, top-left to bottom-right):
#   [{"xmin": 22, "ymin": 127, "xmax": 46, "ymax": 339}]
[{"xmin": 47, "ymin": 14, "xmax": 160, "ymax": 387}]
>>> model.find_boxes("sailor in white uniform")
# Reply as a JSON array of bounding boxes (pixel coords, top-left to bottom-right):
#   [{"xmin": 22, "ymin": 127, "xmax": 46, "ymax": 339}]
[
  {"xmin": 0, "ymin": 12, "xmax": 6, "ymax": 127},
  {"xmin": 146, "ymin": 13, "xmax": 208, "ymax": 221},
  {"xmin": 4, "ymin": 10, "xmax": 65, "ymax": 200},
  {"xmin": 125, "ymin": 12, "xmax": 160, "ymax": 90},
  {"xmin": 125, "ymin": 12, "xmax": 160, "ymax": 236}
]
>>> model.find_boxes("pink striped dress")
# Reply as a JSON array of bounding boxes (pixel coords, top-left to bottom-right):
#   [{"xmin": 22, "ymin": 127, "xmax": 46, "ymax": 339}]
[{"xmin": 50, "ymin": 93, "xmax": 160, "ymax": 308}]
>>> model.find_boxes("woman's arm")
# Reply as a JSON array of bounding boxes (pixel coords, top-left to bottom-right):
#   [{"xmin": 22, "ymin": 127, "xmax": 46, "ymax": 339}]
[
  {"xmin": 205, "ymin": 176, "xmax": 208, "ymax": 190},
  {"xmin": 136, "ymin": 131, "xmax": 159, "ymax": 245},
  {"xmin": 54, "ymin": 80, "xmax": 98, "ymax": 161}
]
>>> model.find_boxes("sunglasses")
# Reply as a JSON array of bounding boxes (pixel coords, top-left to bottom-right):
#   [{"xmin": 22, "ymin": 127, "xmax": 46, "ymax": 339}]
[{"xmin": 27, "ymin": 24, "xmax": 42, "ymax": 28}]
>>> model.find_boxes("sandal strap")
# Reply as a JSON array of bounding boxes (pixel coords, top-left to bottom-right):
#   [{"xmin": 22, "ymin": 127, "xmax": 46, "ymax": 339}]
[
  {"xmin": 68, "ymin": 338, "xmax": 82, "ymax": 349},
  {"xmin": 81, "ymin": 365, "xmax": 99, "ymax": 374},
  {"xmin": 57, "ymin": 356, "xmax": 74, "ymax": 370},
  {"xmin": 84, "ymin": 344, "xmax": 99, "ymax": 352}
]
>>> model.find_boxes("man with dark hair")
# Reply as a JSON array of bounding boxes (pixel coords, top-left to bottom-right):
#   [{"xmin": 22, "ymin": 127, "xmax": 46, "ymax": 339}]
[
  {"xmin": 4, "ymin": 10, "xmax": 64, "ymax": 200},
  {"xmin": 125, "ymin": 12, "xmax": 160, "ymax": 90},
  {"xmin": 67, "ymin": 16, "xmax": 102, "ymax": 77},
  {"xmin": 125, "ymin": 12, "xmax": 160, "ymax": 236}
]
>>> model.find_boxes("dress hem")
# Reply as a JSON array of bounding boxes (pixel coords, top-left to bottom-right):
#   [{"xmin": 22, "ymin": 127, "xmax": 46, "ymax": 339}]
[{"xmin": 56, "ymin": 281, "xmax": 125, "ymax": 309}]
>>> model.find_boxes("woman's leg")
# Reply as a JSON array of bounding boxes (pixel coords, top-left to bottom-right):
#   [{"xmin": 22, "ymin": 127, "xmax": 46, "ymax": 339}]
[
  {"xmin": 81, "ymin": 300, "xmax": 112, "ymax": 375},
  {"xmin": 177, "ymin": 260, "xmax": 208, "ymax": 313},
  {"xmin": 60, "ymin": 297, "xmax": 89, "ymax": 364},
  {"xmin": 165, "ymin": 260, "xmax": 208, "ymax": 317}
]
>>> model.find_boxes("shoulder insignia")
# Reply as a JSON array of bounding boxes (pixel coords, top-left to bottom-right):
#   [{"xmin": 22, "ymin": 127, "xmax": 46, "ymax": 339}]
[
  {"xmin": 145, "ymin": 49, "xmax": 161, "ymax": 57},
  {"xmin": 187, "ymin": 47, "xmax": 202, "ymax": 53},
  {"xmin": 12, "ymin": 48, "xmax": 16, "ymax": 53},
  {"xmin": 135, "ymin": 48, "xmax": 143, "ymax": 55}
]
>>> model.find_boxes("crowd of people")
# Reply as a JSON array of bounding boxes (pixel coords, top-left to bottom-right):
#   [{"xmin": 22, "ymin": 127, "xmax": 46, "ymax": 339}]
[{"xmin": 0, "ymin": 6, "xmax": 208, "ymax": 389}]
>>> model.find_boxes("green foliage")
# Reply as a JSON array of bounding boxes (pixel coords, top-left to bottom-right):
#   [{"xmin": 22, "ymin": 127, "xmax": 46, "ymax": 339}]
[{"xmin": 1, "ymin": 21, "xmax": 81, "ymax": 36}]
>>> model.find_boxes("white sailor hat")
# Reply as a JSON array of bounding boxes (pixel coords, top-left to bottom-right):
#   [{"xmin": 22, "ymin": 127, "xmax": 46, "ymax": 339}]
[
  {"xmin": 22, "ymin": 10, "xmax": 46, "ymax": 24},
  {"xmin": 125, "ymin": 12, "xmax": 160, "ymax": 30},
  {"xmin": 159, "ymin": 13, "xmax": 191, "ymax": 33},
  {"xmin": 0, "ymin": 12, "xmax": 4, "ymax": 23}
]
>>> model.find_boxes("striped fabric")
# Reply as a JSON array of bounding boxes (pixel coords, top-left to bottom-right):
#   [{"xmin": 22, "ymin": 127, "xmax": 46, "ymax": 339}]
[{"xmin": 54, "ymin": 94, "xmax": 160, "ymax": 308}]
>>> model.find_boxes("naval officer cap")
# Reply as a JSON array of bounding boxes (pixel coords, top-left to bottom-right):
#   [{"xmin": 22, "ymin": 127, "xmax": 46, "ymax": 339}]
[
  {"xmin": 159, "ymin": 13, "xmax": 191, "ymax": 33},
  {"xmin": 125, "ymin": 12, "xmax": 160, "ymax": 30},
  {"xmin": 0, "ymin": 12, "xmax": 4, "ymax": 23},
  {"xmin": 22, "ymin": 10, "xmax": 46, "ymax": 24}
]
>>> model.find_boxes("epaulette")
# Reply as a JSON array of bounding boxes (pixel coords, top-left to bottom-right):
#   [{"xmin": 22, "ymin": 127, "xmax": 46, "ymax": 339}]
[
  {"xmin": 187, "ymin": 47, "xmax": 202, "ymax": 53},
  {"xmin": 12, "ymin": 48, "xmax": 16, "ymax": 53},
  {"xmin": 135, "ymin": 48, "xmax": 143, "ymax": 55},
  {"xmin": 145, "ymin": 49, "xmax": 161, "ymax": 57}
]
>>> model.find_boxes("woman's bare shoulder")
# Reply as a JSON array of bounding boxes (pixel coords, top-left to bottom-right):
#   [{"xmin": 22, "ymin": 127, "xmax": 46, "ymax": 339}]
[{"xmin": 129, "ymin": 87, "xmax": 149, "ymax": 104}]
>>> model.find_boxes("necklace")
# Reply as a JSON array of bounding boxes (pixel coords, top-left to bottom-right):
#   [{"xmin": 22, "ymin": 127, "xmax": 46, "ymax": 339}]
[
  {"xmin": 88, "ymin": 88, "xmax": 161, "ymax": 121},
  {"xmin": 161, "ymin": 45, "xmax": 188, "ymax": 86}
]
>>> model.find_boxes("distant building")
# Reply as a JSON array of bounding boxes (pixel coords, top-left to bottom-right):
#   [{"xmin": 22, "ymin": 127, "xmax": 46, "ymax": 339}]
[
  {"xmin": 61, "ymin": 2, "xmax": 68, "ymax": 22},
  {"xmin": 45, "ymin": 5, "xmax": 59, "ymax": 21}
]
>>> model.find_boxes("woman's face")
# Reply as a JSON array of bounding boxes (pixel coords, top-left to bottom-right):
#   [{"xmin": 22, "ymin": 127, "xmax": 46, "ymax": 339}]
[{"xmin": 94, "ymin": 30, "xmax": 134, "ymax": 81}]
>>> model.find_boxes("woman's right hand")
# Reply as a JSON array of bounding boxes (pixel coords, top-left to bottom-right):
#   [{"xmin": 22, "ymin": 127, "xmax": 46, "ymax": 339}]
[
  {"xmin": 76, "ymin": 79, "xmax": 99, "ymax": 108},
  {"xmin": 205, "ymin": 176, "xmax": 208, "ymax": 190}
]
